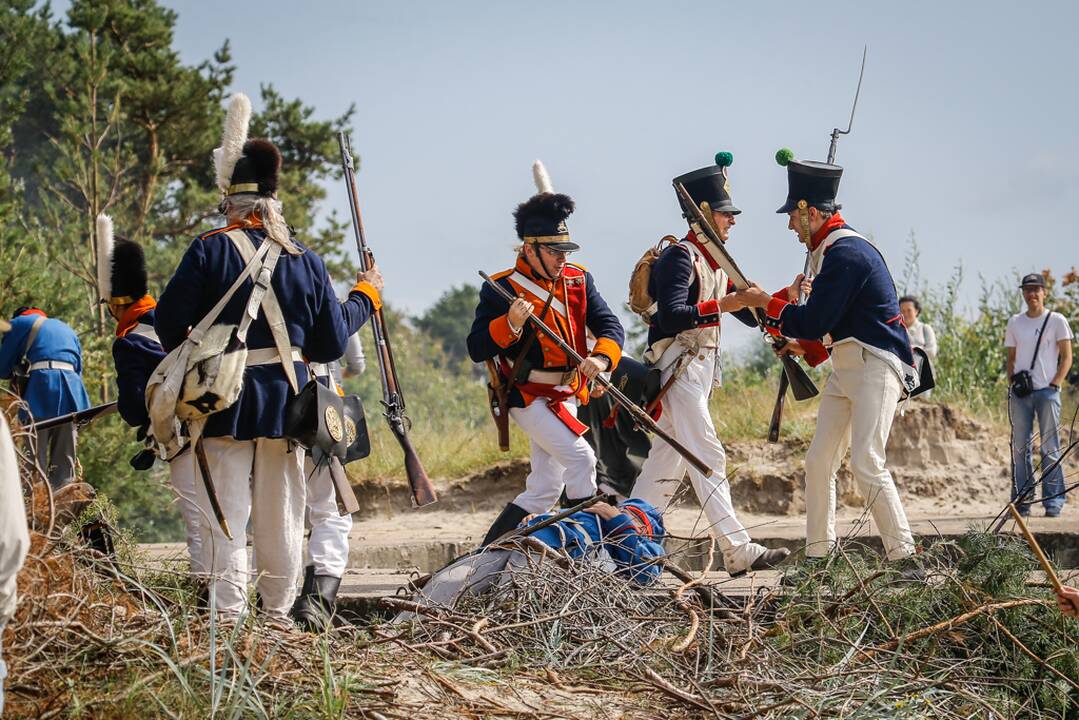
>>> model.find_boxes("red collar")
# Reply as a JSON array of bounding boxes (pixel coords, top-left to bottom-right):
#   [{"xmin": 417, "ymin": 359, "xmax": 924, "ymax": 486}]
[
  {"xmin": 809, "ymin": 212, "xmax": 846, "ymax": 251},
  {"xmin": 623, "ymin": 504, "xmax": 654, "ymax": 539},
  {"xmin": 684, "ymin": 231, "xmax": 720, "ymax": 271},
  {"xmin": 515, "ymin": 255, "xmax": 562, "ymax": 287},
  {"xmin": 18, "ymin": 308, "xmax": 46, "ymax": 318},
  {"xmin": 116, "ymin": 295, "xmax": 157, "ymax": 338}
]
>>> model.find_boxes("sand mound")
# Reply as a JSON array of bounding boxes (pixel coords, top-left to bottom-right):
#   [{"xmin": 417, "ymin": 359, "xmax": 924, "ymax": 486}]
[{"xmin": 727, "ymin": 402, "xmax": 1010, "ymax": 515}]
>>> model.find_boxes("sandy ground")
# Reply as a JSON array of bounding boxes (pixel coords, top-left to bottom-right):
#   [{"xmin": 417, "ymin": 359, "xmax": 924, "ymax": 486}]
[{"xmin": 346, "ymin": 401, "xmax": 1077, "ymax": 545}]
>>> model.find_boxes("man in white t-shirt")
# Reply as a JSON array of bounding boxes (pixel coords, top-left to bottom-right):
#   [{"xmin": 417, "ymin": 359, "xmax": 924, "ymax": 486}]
[{"xmin": 1004, "ymin": 273, "xmax": 1074, "ymax": 517}]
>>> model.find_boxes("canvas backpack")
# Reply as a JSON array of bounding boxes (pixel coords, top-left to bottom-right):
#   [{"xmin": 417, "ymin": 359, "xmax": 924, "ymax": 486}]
[{"xmin": 627, "ymin": 235, "xmax": 679, "ymax": 322}]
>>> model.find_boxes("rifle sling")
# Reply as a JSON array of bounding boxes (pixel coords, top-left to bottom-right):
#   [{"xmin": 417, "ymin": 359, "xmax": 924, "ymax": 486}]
[{"xmin": 504, "ymin": 284, "xmax": 558, "ymax": 390}]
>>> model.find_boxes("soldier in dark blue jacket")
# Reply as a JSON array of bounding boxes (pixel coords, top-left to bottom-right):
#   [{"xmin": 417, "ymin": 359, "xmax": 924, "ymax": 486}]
[
  {"xmin": 630, "ymin": 154, "xmax": 788, "ymax": 577},
  {"xmin": 96, "ymin": 214, "xmax": 205, "ymax": 578},
  {"xmin": 737, "ymin": 156, "xmax": 918, "ymax": 565},
  {"xmin": 155, "ymin": 100, "xmax": 382, "ymax": 624}
]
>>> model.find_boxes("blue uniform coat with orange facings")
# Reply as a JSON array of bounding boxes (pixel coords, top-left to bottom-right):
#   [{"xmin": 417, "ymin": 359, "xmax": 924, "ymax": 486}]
[
  {"xmin": 764, "ymin": 224, "xmax": 913, "ymax": 367},
  {"xmin": 0, "ymin": 315, "xmax": 90, "ymax": 421},
  {"xmin": 468, "ymin": 257, "xmax": 624, "ymax": 408},
  {"xmin": 112, "ymin": 306, "xmax": 166, "ymax": 429},
  {"xmin": 523, "ymin": 499, "xmax": 666, "ymax": 585},
  {"xmin": 155, "ymin": 225, "xmax": 376, "ymax": 440},
  {"xmin": 647, "ymin": 235, "xmax": 756, "ymax": 350}
]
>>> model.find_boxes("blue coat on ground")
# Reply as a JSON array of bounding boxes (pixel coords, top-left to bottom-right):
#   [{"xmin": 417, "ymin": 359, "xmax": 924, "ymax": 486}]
[
  {"xmin": 523, "ymin": 498, "xmax": 666, "ymax": 585},
  {"xmin": 155, "ymin": 226, "xmax": 376, "ymax": 440},
  {"xmin": 0, "ymin": 315, "xmax": 90, "ymax": 421},
  {"xmin": 112, "ymin": 307, "xmax": 166, "ymax": 429}
]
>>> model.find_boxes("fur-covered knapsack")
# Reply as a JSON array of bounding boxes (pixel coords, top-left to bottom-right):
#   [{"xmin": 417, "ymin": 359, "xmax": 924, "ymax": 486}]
[{"xmin": 628, "ymin": 235, "xmax": 678, "ymax": 322}]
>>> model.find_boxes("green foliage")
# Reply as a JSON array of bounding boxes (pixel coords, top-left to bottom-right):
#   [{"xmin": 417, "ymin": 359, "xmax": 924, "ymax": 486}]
[
  {"xmin": 0, "ymin": 0, "xmax": 356, "ymax": 541},
  {"xmin": 412, "ymin": 283, "xmax": 480, "ymax": 367},
  {"xmin": 899, "ymin": 234, "xmax": 1078, "ymax": 422}
]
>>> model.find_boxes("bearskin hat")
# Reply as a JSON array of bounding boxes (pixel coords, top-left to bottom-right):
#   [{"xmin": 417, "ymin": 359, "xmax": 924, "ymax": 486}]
[
  {"xmin": 228, "ymin": 138, "xmax": 282, "ymax": 197},
  {"xmin": 95, "ymin": 214, "xmax": 147, "ymax": 303},
  {"xmin": 110, "ymin": 239, "xmax": 148, "ymax": 301}
]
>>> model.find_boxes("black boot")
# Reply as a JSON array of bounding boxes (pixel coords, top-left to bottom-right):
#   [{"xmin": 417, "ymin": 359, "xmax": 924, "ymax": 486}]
[
  {"xmin": 481, "ymin": 503, "xmax": 530, "ymax": 546},
  {"xmin": 290, "ymin": 566, "xmax": 342, "ymax": 632}
]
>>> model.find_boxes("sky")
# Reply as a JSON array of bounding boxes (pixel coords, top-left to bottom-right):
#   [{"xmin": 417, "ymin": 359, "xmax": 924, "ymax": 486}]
[{"xmin": 81, "ymin": 1, "xmax": 1079, "ymax": 351}]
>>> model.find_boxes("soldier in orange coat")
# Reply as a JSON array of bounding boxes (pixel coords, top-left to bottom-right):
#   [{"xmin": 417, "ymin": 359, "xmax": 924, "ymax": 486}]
[{"xmin": 468, "ymin": 162, "xmax": 624, "ymax": 545}]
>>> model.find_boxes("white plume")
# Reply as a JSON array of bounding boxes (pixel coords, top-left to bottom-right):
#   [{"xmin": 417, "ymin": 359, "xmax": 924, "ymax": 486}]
[
  {"xmin": 95, "ymin": 213, "xmax": 114, "ymax": 302},
  {"xmin": 213, "ymin": 93, "xmax": 252, "ymax": 194},
  {"xmin": 532, "ymin": 159, "xmax": 554, "ymax": 194}
]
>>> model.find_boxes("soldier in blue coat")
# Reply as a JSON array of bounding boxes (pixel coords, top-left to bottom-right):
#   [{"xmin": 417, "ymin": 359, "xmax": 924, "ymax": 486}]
[
  {"xmin": 0, "ymin": 307, "xmax": 90, "ymax": 489},
  {"xmin": 630, "ymin": 154, "xmax": 789, "ymax": 577},
  {"xmin": 96, "ymin": 214, "xmax": 205, "ymax": 578},
  {"xmin": 395, "ymin": 498, "xmax": 667, "ymax": 621},
  {"xmin": 155, "ymin": 98, "xmax": 382, "ymax": 624},
  {"xmin": 737, "ymin": 156, "xmax": 918, "ymax": 566}
]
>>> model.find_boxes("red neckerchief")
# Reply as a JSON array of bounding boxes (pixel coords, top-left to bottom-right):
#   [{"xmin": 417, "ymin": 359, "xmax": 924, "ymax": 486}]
[
  {"xmin": 684, "ymin": 231, "xmax": 720, "ymax": 271},
  {"xmin": 809, "ymin": 212, "xmax": 846, "ymax": 251},
  {"xmin": 18, "ymin": 308, "xmax": 46, "ymax": 318},
  {"xmin": 116, "ymin": 295, "xmax": 157, "ymax": 338}
]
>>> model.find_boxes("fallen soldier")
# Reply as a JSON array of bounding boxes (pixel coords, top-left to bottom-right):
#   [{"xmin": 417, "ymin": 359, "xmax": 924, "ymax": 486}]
[{"xmin": 393, "ymin": 499, "xmax": 665, "ymax": 622}]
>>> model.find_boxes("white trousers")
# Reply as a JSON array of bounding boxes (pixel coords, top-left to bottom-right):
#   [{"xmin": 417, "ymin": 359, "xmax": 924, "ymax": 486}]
[
  {"xmin": 303, "ymin": 459, "xmax": 353, "ymax": 578},
  {"xmin": 509, "ymin": 400, "xmax": 597, "ymax": 514},
  {"xmin": 804, "ymin": 343, "xmax": 915, "ymax": 560},
  {"xmin": 193, "ymin": 437, "xmax": 306, "ymax": 619},
  {"xmin": 631, "ymin": 353, "xmax": 762, "ymax": 572},
  {"xmin": 168, "ymin": 449, "xmax": 206, "ymax": 575}
]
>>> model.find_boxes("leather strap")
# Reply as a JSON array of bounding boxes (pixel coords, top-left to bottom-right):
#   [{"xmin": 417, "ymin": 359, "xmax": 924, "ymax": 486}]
[
  {"xmin": 509, "ymin": 272, "xmax": 568, "ymax": 319},
  {"xmin": 225, "ymin": 230, "xmax": 300, "ymax": 394},
  {"xmin": 19, "ymin": 316, "xmax": 46, "ymax": 367},
  {"xmin": 1028, "ymin": 311, "xmax": 1054, "ymax": 371}
]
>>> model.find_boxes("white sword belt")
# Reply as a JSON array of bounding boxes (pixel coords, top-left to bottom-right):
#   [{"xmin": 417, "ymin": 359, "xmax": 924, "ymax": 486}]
[
  {"xmin": 245, "ymin": 347, "xmax": 303, "ymax": 367},
  {"xmin": 28, "ymin": 360, "xmax": 75, "ymax": 372}
]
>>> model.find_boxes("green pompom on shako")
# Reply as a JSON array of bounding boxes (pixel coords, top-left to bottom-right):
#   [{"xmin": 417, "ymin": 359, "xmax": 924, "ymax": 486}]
[
  {"xmin": 714, "ymin": 151, "xmax": 734, "ymax": 168},
  {"xmin": 775, "ymin": 147, "xmax": 795, "ymax": 167}
]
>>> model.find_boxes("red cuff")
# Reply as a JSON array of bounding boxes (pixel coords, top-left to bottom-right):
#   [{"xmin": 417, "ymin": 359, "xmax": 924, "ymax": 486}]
[
  {"xmin": 801, "ymin": 339, "xmax": 830, "ymax": 367},
  {"xmin": 763, "ymin": 297, "xmax": 788, "ymax": 334},
  {"xmin": 696, "ymin": 298, "xmax": 720, "ymax": 328},
  {"xmin": 488, "ymin": 315, "xmax": 520, "ymax": 349}
]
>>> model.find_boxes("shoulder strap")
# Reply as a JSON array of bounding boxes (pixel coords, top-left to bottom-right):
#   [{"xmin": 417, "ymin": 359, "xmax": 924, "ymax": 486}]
[
  {"xmin": 1028, "ymin": 311, "xmax": 1054, "ymax": 371},
  {"xmin": 225, "ymin": 230, "xmax": 299, "ymax": 393},
  {"xmin": 21, "ymin": 316, "xmax": 46, "ymax": 362},
  {"xmin": 187, "ymin": 239, "xmax": 272, "ymax": 345}
]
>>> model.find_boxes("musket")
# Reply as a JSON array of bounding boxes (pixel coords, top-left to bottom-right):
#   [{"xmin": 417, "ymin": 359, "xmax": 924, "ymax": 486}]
[
  {"xmin": 480, "ymin": 271, "xmax": 714, "ymax": 477},
  {"xmin": 768, "ymin": 46, "xmax": 867, "ymax": 443},
  {"xmin": 673, "ymin": 182, "xmax": 818, "ymax": 404},
  {"xmin": 339, "ymin": 133, "xmax": 437, "ymax": 507},
  {"xmin": 31, "ymin": 401, "xmax": 117, "ymax": 433}
]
